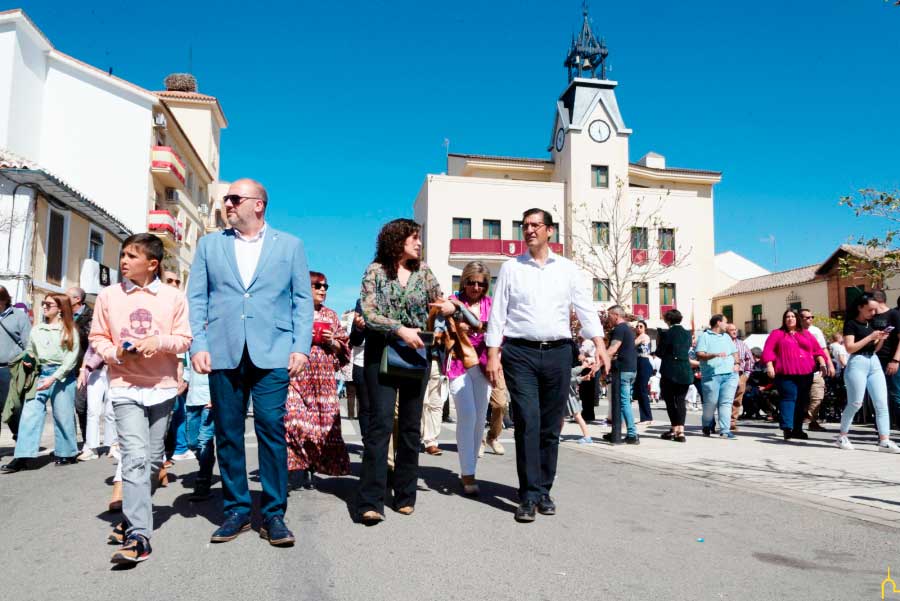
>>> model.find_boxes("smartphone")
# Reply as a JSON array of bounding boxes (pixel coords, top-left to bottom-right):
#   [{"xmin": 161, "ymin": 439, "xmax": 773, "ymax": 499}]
[
  {"xmin": 417, "ymin": 332, "xmax": 435, "ymax": 346},
  {"xmin": 885, "ymin": 326, "xmax": 895, "ymax": 334},
  {"xmin": 122, "ymin": 341, "xmax": 138, "ymax": 353}
]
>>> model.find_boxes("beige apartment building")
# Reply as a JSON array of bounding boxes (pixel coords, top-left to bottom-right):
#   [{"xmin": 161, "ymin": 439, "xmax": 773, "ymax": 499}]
[{"xmin": 414, "ymin": 9, "xmax": 721, "ymax": 327}]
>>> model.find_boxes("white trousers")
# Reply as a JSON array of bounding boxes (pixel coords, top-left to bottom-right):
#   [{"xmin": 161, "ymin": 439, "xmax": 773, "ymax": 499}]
[
  {"xmin": 85, "ymin": 367, "xmax": 117, "ymax": 450},
  {"xmin": 421, "ymin": 362, "xmax": 448, "ymax": 446},
  {"xmin": 450, "ymin": 366, "xmax": 492, "ymax": 477}
]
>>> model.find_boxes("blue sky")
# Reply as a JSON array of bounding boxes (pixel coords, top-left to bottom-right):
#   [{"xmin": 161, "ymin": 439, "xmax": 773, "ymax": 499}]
[{"xmin": 15, "ymin": 0, "xmax": 900, "ymax": 311}]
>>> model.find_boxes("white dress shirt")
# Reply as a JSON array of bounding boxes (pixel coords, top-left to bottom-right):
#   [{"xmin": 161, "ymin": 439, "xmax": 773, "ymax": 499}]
[
  {"xmin": 234, "ymin": 223, "xmax": 267, "ymax": 288},
  {"xmin": 485, "ymin": 250, "xmax": 603, "ymax": 347}
]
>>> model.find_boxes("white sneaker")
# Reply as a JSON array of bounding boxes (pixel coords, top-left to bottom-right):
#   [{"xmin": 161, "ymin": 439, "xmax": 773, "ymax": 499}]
[
  {"xmin": 171, "ymin": 450, "xmax": 196, "ymax": 461},
  {"xmin": 108, "ymin": 444, "xmax": 121, "ymax": 463},
  {"xmin": 878, "ymin": 440, "xmax": 900, "ymax": 454},
  {"xmin": 477, "ymin": 441, "xmax": 485, "ymax": 458},
  {"xmin": 835, "ymin": 435, "xmax": 854, "ymax": 450},
  {"xmin": 77, "ymin": 448, "xmax": 98, "ymax": 461}
]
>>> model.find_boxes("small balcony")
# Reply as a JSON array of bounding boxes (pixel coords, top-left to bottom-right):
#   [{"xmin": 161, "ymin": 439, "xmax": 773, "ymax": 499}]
[
  {"xmin": 660, "ymin": 249, "xmax": 675, "ymax": 266},
  {"xmin": 151, "ymin": 146, "xmax": 186, "ymax": 190},
  {"xmin": 449, "ymin": 239, "xmax": 564, "ymax": 257},
  {"xmin": 148, "ymin": 210, "xmax": 183, "ymax": 246},
  {"xmin": 631, "ymin": 248, "xmax": 648, "ymax": 265},
  {"xmin": 745, "ymin": 319, "xmax": 768, "ymax": 335},
  {"xmin": 632, "ymin": 304, "xmax": 650, "ymax": 319},
  {"xmin": 660, "ymin": 303, "xmax": 676, "ymax": 318}
]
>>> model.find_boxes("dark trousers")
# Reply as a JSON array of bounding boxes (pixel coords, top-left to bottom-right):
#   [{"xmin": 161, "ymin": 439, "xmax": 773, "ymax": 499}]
[
  {"xmin": 775, "ymin": 373, "xmax": 813, "ymax": 433},
  {"xmin": 208, "ymin": 347, "xmax": 289, "ymax": 521},
  {"xmin": 0, "ymin": 366, "xmax": 16, "ymax": 437},
  {"xmin": 356, "ymin": 333, "xmax": 430, "ymax": 515},
  {"xmin": 635, "ymin": 357, "xmax": 653, "ymax": 422},
  {"xmin": 351, "ymin": 365, "xmax": 371, "ymax": 439},
  {"xmin": 578, "ymin": 370, "xmax": 596, "ymax": 422},
  {"xmin": 661, "ymin": 377, "xmax": 689, "ymax": 427},
  {"xmin": 501, "ymin": 342, "xmax": 570, "ymax": 503}
]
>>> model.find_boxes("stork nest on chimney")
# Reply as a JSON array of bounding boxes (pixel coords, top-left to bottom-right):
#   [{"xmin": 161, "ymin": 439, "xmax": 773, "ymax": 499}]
[{"xmin": 164, "ymin": 73, "xmax": 197, "ymax": 92}]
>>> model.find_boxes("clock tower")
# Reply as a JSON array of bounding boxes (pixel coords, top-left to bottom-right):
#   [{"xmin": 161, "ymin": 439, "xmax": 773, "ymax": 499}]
[{"xmin": 550, "ymin": 4, "xmax": 631, "ymax": 256}]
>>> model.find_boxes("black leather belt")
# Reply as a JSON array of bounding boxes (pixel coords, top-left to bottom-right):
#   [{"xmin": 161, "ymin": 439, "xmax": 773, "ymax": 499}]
[{"xmin": 505, "ymin": 338, "xmax": 570, "ymax": 350}]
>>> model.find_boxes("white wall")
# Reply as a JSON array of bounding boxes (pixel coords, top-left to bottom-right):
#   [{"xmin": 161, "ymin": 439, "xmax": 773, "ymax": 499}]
[
  {"xmin": 38, "ymin": 56, "xmax": 154, "ymax": 234},
  {"xmin": 166, "ymin": 104, "xmax": 220, "ymax": 178},
  {"xmin": 0, "ymin": 21, "xmax": 46, "ymax": 159},
  {"xmin": 713, "ymin": 280, "xmax": 829, "ymax": 333},
  {"xmin": 0, "ymin": 180, "xmax": 34, "ymax": 303}
]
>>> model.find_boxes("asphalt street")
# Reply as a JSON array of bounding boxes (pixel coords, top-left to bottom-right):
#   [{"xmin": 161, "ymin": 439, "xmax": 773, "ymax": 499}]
[{"xmin": 0, "ymin": 417, "xmax": 895, "ymax": 601}]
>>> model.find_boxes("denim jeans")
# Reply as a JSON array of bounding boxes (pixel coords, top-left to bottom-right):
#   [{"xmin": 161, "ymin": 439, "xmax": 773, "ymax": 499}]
[
  {"xmin": 701, "ymin": 372, "xmax": 738, "ymax": 435},
  {"xmin": 185, "ymin": 405, "xmax": 216, "ymax": 485},
  {"xmin": 618, "ymin": 371, "xmax": 637, "ymax": 437},
  {"xmin": 841, "ymin": 354, "xmax": 890, "ymax": 436},
  {"xmin": 886, "ymin": 367, "xmax": 900, "ymax": 412},
  {"xmin": 165, "ymin": 393, "xmax": 189, "ymax": 458},
  {"xmin": 113, "ymin": 395, "xmax": 174, "ymax": 539},
  {"xmin": 14, "ymin": 365, "xmax": 77, "ymax": 458}
]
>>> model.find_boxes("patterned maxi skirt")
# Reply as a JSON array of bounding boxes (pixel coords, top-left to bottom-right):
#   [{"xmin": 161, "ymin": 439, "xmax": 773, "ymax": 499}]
[{"xmin": 284, "ymin": 347, "xmax": 350, "ymax": 476}]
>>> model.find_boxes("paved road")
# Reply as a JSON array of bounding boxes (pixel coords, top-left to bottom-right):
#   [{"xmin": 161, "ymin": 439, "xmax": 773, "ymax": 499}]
[{"xmin": 0, "ymin": 416, "xmax": 895, "ymax": 601}]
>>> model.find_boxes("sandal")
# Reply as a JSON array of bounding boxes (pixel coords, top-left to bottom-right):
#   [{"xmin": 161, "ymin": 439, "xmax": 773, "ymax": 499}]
[{"xmin": 396, "ymin": 506, "xmax": 415, "ymax": 516}]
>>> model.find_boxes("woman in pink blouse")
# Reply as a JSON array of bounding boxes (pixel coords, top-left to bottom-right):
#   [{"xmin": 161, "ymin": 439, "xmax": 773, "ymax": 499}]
[
  {"xmin": 447, "ymin": 262, "xmax": 493, "ymax": 496},
  {"xmin": 762, "ymin": 309, "xmax": 828, "ymax": 441}
]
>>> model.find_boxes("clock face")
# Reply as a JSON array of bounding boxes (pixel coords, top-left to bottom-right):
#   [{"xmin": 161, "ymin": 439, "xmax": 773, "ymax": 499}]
[
  {"xmin": 555, "ymin": 128, "xmax": 565, "ymax": 152},
  {"xmin": 588, "ymin": 119, "xmax": 611, "ymax": 143}
]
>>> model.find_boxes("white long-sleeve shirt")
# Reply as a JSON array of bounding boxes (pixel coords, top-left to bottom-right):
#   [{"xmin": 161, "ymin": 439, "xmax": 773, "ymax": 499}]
[{"xmin": 485, "ymin": 250, "xmax": 603, "ymax": 347}]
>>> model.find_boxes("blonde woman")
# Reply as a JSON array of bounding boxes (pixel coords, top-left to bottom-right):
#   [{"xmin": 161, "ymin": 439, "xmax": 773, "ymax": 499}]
[{"xmin": 447, "ymin": 262, "xmax": 493, "ymax": 495}]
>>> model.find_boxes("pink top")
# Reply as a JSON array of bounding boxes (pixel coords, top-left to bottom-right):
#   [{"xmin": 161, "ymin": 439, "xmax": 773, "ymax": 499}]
[
  {"xmin": 447, "ymin": 294, "xmax": 492, "ymax": 380},
  {"xmin": 761, "ymin": 328, "xmax": 826, "ymax": 375},
  {"xmin": 89, "ymin": 279, "xmax": 192, "ymax": 389}
]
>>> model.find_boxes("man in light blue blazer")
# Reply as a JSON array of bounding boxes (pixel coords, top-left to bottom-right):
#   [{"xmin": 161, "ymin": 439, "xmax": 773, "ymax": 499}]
[{"xmin": 188, "ymin": 178, "xmax": 312, "ymax": 547}]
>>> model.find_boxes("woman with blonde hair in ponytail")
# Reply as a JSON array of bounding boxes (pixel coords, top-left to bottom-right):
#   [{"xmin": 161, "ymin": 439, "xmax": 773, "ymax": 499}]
[{"xmin": 2, "ymin": 293, "xmax": 80, "ymax": 471}]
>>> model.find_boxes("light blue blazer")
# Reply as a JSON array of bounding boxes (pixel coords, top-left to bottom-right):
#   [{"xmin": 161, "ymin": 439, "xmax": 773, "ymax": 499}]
[{"xmin": 188, "ymin": 227, "xmax": 313, "ymax": 370}]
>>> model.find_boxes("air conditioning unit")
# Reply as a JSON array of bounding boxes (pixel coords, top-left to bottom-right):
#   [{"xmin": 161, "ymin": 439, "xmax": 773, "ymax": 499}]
[
  {"xmin": 153, "ymin": 113, "xmax": 167, "ymax": 128},
  {"xmin": 165, "ymin": 188, "xmax": 178, "ymax": 202}
]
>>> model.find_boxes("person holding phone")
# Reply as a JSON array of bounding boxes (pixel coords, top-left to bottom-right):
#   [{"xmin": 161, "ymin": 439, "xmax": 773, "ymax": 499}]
[
  {"xmin": 762, "ymin": 309, "xmax": 828, "ymax": 442},
  {"xmin": 355, "ymin": 219, "xmax": 454, "ymax": 524},
  {"xmin": 284, "ymin": 271, "xmax": 350, "ymax": 490},
  {"xmin": 836, "ymin": 293, "xmax": 900, "ymax": 452}
]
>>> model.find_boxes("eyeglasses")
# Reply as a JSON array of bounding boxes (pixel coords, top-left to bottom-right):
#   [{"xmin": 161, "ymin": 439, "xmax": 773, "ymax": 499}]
[
  {"xmin": 41, "ymin": 302, "xmax": 56, "ymax": 309},
  {"xmin": 466, "ymin": 281, "xmax": 487, "ymax": 288},
  {"xmin": 802, "ymin": 315, "xmax": 814, "ymax": 320},
  {"xmin": 166, "ymin": 278, "xmax": 182, "ymax": 287},
  {"xmin": 312, "ymin": 282, "xmax": 329, "ymax": 291},
  {"xmin": 520, "ymin": 222, "xmax": 547, "ymax": 232},
  {"xmin": 222, "ymin": 194, "xmax": 265, "ymax": 206}
]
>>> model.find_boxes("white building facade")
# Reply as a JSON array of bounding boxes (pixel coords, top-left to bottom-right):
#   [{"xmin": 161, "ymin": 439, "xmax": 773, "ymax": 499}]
[{"xmin": 414, "ymin": 11, "xmax": 721, "ymax": 327}]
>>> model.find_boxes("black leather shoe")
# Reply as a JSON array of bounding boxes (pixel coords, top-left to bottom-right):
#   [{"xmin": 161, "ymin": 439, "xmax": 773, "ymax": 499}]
[
  {"xmin": 210, "ymin": 512, "xmax": 251, "ymax": 543},
  {"xmin": 702, "ymin": 427, "xmax": 711, "ymax": 437},
  {"xmin": 514, "ymin": 501, "xmax": 537, "ymax": 523},
  {"xmin": 1, "ymin": 458, "xmax": 28, "ymax": 473},
  {"xmin": 260, "ymin": 515, "xmax": 295, "ymax": 547},
  {"xmin": 791, "ymin": 430, "xmax": 809, "ymax": 440},
  {"xmin": 54, "ymin": 456, "xmax": 77, "ymax": 466},
  {"xmin": 537, "ymin": 495, "xmax": 556, "ymax": 515},
  {"xmin": 624, "ymin": 436, "xmax": 640, "ymax": 445},
  {"xmin": 660, "ymin": 431, "xmax": 675, "ymax": 440},
  {"xmin": 673, "ymin": 434, "xmax": 687, "ymax": 443},
  {"xmin": 190, "ymin": 481, "xmax": 211, "ymax": 502},
  {"xmin": 601, "ymin": 433, "xmax": 622, "ymax": 445}
]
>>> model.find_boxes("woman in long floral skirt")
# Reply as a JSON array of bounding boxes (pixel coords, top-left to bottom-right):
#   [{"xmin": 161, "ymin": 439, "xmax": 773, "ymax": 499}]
[{"xmin": 285, "ymin": 271, "xmax": 350, "ymax": 489}]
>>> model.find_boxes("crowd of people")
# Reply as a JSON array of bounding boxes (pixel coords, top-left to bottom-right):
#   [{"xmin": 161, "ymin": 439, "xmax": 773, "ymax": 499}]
[{"xmin": 0, "ymin": 176, "xmax": 897, "ymax": 566}]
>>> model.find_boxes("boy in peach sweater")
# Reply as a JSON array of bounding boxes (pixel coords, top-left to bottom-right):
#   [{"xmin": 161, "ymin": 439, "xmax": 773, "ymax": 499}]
[{"xmin": 89, "ymin": 233, "xmax": 191, "ymax": 564}]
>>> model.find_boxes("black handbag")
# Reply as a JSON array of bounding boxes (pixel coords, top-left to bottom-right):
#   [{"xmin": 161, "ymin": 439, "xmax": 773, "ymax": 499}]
[{"xmin": 379, "ymin": 333, "xmax": 433, "ymax": 379}]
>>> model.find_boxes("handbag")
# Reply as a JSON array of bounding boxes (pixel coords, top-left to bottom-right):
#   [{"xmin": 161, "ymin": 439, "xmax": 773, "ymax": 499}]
[{"xmin": 380, "ymin": 336, "xmax": 431, "ymax": 379}]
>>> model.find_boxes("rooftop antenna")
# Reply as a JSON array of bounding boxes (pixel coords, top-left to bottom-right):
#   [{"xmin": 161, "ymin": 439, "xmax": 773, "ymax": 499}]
[{"xmin": 188, "ymin": 44, "xmax": 193, "ymax": 74}]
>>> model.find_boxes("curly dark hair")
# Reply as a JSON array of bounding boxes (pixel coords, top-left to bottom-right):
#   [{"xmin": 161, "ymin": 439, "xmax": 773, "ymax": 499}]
[{"xmin": 374, "ymin": 218, "xmax": 421, "ymax": 280}]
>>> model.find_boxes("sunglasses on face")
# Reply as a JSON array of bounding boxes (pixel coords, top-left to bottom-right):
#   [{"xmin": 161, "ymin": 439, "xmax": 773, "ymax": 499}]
[
  {"xmin": 312, "ymin": 282, "xmax": 329, "ymax": 291},
  {"xmin": 222, "ymin": 194, "xmax": 264, "ymax": 206},
  {"xmin": 466, "ymin": 281, "xmax": 487, "ymax": 288},
  {"xmin": 166, "ymin": 278, "xmax": 182, "ymax": 287},
  {"xmin": 802, "ymin": 315, "xmax": 814, "ymax": 320},
  {"xmin": 41, "ymin": 302, "xmax": 56, "ymax": 309}
]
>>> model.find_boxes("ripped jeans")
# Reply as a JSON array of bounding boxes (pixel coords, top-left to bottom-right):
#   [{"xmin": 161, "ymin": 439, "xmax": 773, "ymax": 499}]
[{"xmin": 111, "ymin": 394, "xmax": 174, "ymax": 539}]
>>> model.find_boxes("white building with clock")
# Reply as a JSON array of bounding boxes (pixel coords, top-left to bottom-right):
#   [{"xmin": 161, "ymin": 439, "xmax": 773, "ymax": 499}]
[{"xmin": 413, "ymin": 7, "xmax": 723, "ymax": 328}]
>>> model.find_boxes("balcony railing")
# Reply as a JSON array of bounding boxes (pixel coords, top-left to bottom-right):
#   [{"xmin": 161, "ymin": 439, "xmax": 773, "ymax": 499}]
[
  {"xmin": 151, "ymin": 146, "xmax": 186, "ymax": 190},
  {"xmin": 148, "ymin": 210, "xmax": 183, "ymax": 243},
  {"xmin": 745, "ymin": 319, "xmax": 768, "ymax": 335},
  {"xmin": 631, "ymin": 248, "xmax": 648, "ymax": 265},
  {"xmin": 632, "ymin": 304, "xmax": 650, "ymax": 319},
  {"xmin": 660, "ymin": 249, "xmax": 675, "ymax": 266},
  {"xmin": 449, "ymin": 239, "xmax": 564, "ymax": 257}
]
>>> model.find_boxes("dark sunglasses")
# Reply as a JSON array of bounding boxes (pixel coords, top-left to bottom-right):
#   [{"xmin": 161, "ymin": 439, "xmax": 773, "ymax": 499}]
[
  {"xmin": 802, "ymin": 315, "xmax": 814, "ymax": 320},
  {"xmin": 312, "ymin": 282, "xmax": 329, "ymax": 291},
  {"xmin": 166, "ymin": 277, "xmax": 182, "ymax": 287},
  {"xmin": 222, "ymin": 194, "xmax": 264, "ymax": 206},
  {"xmin": 466, "ymin": 280, "xmax": 487, "ymax": 288},
  {"xmin": 41, "ymin": 302, "xmax": 56, "ymax": 308}
]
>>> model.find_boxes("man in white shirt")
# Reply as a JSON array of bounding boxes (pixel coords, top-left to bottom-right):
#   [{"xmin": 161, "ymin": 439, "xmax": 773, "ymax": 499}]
[
  {"xmin": 799, "ymin": 309, "xmax": 835, "ymax": 431},
  {"xmin": 486, "ymin": 208, "xmax": 610, "ymax": 523}
]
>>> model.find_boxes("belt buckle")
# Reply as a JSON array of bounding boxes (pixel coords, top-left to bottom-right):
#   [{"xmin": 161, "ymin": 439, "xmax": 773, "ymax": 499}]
[{"xmin": 539, "ymin": 341, "xmax": 551, "ymax": 350}]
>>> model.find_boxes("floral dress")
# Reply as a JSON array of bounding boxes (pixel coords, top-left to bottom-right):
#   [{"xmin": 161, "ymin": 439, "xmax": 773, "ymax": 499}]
[{"xmin": 284, "ymin": 305, "xmax": 351, "ymax": 475}]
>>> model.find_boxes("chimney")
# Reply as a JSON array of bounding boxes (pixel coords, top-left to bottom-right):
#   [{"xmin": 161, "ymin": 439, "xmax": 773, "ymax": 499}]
[{"xmin": 637, "ymin": 152, "xmax": 666, "ymax": 169}]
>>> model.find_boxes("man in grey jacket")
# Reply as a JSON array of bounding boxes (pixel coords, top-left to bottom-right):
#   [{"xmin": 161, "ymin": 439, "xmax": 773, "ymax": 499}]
[{"xmin": 0, "ymin": 286, "xmax": 31, "ymax": 438}]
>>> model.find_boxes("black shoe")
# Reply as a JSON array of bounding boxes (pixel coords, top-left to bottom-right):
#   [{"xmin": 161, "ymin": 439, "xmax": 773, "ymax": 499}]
[
  {"xmin": 514, "ymin": 501, "xmax": 537, "ymax": 523},
  {"xmin": 782, "ymin": 429, "xmax": 793, "ymax": 441},
  {"xmin": 791, "ymin": 430, "xmax": 809, "ymax": 440},
  {"xmin": 661, "ymin": 431, "xmax": 675, "ymax": 440},
  {"xmin": 673, "ymin": 434, "xmax": 687, "ymax": 443},
  {"xmin": 601, "ymin": 433, "xmax": 622, "ymax": 445},
  {"xmin": 210, "ymin": 512, "xmax": 251, "ymax": 543},
  {"xmin": 624, "ymin": 436, "xmax": 640, "ymax": 445},
  {"xmin": 54, "ymin": 456, "xmax": 77, "ymax": 466},
  {"xmin": 190, "ymin": 481, "xmax": 211, "ymax": 502},
  {"xmin": 260, "ymin": 515, "xmax": 295, "ymax": 547},
  {"xmin": 537, "ymin": 495, "xmax": 556, "ymax": 515},
  {"xmin": 702, "ymin": 427, "xmax": 711, "ymax": 437},
  {"xmin": 303, "ymin": 469, "xmax": 315, "ymax": 490},
  {"xmin": 1, "ymin": 458, "xmax": 28, "ymax": 473}
]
